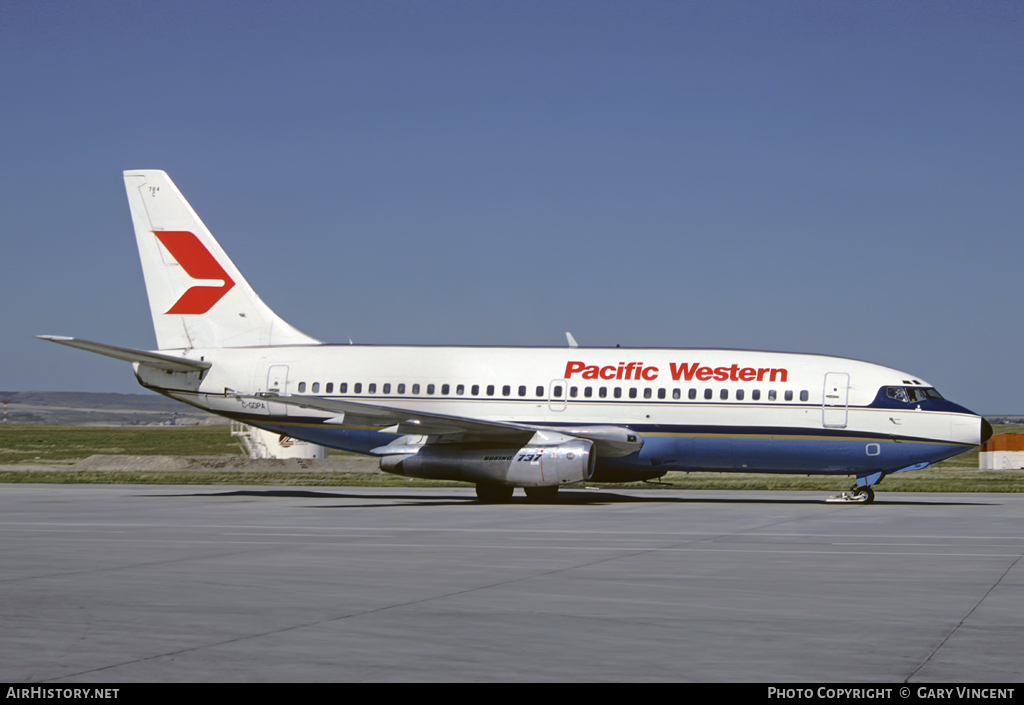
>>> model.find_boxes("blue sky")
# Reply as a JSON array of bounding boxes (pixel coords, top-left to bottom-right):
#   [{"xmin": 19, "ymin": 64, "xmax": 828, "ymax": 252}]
[{"xmin": 2, "ymin": 1, "xmax": 1021, "ymax": 413}]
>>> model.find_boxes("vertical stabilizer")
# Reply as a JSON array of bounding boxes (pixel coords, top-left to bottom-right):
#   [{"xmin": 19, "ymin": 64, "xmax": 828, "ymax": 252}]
[{"xmin": 123, "ymin": 170, "xmax": 319, "ymax": 350}]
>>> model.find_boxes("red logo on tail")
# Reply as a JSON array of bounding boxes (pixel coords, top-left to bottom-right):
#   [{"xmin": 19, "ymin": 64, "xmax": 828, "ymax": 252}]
[{"xmin": 154, "ymin": 231, "xmax": 235, "ymax": 314}]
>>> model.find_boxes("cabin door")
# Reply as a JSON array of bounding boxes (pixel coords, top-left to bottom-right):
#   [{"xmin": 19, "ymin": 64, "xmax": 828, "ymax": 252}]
[{"xmin": 822, "ymin": 372, "xmax": 849, "ymax": 428}]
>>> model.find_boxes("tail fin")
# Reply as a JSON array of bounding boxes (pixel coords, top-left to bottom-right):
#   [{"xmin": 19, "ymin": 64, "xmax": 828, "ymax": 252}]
[{"xmin": 123, "ymin": 170, "xmax": 319, "ymax": 350}]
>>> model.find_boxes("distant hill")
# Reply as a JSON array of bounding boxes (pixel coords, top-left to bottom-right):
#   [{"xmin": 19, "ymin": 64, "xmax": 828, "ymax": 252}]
[
  {"xmin": 0, "ymin": 391, "xmax": 224, "ymax": 426},
  {"xmin": 990, "ymin": 416, "xmax": 1024, "ymax": 426}
]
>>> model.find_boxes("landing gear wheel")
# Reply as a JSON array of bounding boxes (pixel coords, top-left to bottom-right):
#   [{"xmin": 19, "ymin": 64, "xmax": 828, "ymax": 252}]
[
  {"xmin": 523, "ymin": 486, "xmax": 559, "ymax": 502},
  {"xmin": 475, "ymin": 483, "xmax": 514, "ymax": 504},
  {"xmin": 851, "ymin": 485, "xmax": 875, "ymax": 504},
  {"xmin": 826, "ymin": 484, "xmax": 877, "ymax": 503}
]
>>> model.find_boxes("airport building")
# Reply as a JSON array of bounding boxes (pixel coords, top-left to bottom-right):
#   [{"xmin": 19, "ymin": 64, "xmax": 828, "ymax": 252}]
[
  {"xmin": 978, "ymin": 433, "xmax": 1024, "ymax": 470},
  {"xmin": 231, "ymin": 422, "xmax": 328, "ymax": 460}
]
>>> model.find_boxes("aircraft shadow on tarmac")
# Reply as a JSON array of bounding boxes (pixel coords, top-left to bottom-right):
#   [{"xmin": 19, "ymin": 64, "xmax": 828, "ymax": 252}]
[{"xmin": 151, "ymin": 488, "xmax": 996, "ymax": 508}]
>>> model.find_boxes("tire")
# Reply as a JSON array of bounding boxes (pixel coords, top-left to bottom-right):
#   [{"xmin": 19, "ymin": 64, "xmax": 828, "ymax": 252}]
[
  {"xmin": 475, "ymin": 483, "xmax": 514, "ymax": 503},
  {"xmin": 852, "ymin": 485, "xmax": 875, "ymax": 504}
]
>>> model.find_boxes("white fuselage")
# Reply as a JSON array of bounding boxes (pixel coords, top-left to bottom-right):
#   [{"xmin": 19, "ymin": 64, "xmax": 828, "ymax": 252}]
[{"xmin": 136, "ymin": 344, "xmax": 985, "ymax": 479}]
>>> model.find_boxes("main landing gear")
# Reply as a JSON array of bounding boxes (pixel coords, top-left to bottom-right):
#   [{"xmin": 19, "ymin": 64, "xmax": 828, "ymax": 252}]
[
  {"xmin": 474, "ymin": 484, "xmax": 561, "ymax": 503},
  {"xmin": 475, "ymin": 483, "xmax": 515, "ymax": 503},
  {"xmin": 826, "ymin": 484, "xmax": 875, "ymax": 504}
]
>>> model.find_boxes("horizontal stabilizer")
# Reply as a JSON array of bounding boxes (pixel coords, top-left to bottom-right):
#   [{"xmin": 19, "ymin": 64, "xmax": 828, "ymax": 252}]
[{"xmin": 37, "ymin": 336, "xmax": 211, "ymax": 373}]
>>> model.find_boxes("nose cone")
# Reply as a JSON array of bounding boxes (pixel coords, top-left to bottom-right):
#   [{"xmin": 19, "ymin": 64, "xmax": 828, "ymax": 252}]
[{"xmin": 981, "ymin": 418, "xmax": 994, "ymax": 446}]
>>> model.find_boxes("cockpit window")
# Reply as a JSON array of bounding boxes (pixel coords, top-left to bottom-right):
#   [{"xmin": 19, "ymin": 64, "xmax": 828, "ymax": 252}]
[
  {"xmin": 887, "ymin": 386, "xmax": 943, "ymax": 403},
  {"xmin": 887, "ymin": 387, "xmax": 910, "ymax": 403}
]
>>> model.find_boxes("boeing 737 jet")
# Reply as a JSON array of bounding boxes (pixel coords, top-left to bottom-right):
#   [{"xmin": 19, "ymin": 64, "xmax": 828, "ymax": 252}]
[{"xmin": 40, "ymin": 170, "xmax": 992, "ymax": 503}]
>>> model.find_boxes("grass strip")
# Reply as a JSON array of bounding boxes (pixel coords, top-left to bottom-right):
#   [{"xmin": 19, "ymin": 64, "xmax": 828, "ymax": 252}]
[{"xmin": 0, "ymin": 425, "xmax": 240, "ymax": 461}]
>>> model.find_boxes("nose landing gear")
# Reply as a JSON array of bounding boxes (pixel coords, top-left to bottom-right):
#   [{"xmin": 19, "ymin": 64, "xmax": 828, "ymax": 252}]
[{"xmin": 826, "ymin": 484, "xmax": 875, "ymax": 504}]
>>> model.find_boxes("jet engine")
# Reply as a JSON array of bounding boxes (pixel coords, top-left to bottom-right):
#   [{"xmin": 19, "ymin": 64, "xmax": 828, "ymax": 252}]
[{"xmin": 377, "ymin": 431, "xmax": 596, "ymax": 488}]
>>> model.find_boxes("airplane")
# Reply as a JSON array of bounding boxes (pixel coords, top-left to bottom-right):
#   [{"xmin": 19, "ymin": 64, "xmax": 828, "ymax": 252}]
[{"xmin": 40, "ymin": 170, "xmax": 992, "ymax": 504}]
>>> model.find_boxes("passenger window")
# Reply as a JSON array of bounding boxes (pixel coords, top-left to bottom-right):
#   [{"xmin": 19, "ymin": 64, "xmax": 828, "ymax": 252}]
[
  {"xmin": 569, "ymin": 387, "xmax": 578, "ymax": 398},
  {"xmin": 382, "ymin": 383, "xmax": 391, "ymax": 394},
  {"xmin": 800, "ymin": 390, "xmax": 809, "ymax": 402},
  {"xmin": 312, "ymin": 382, "xmax": 320, "ymax": 393},
  {"xmin": 456, "ymin": 384, "xmax": 464, "ymax": 395},
  {"xmin": 658, "ymin": 388, "xmax": 666, "ymax": 399},
  {"xmin": 518, "ymin": 385, "xmax": 527, "ymax": 397},
  {"xmin": 768, "ymin": 390, "xmax": 776, "ymax": 401},
  {"xmin": 427, "ymin": 384, "xmax": 435, "ymax": 395},
  {"xmin": 412, "ymin": 384, "xmax": 420, "ymax": 394},
  {"xmin": 487, "ymin": 385, "xmax": 494, "ymax": 396},
  {"xmin": 688, "ymin": 388, "xmax": 697, "ymax": 400},
  {"xmin": 785, "ymin": 390, "xmax": 793, "ymax": 401},
  {"xmin": 553, "ymin": 385, "xmax": 563, "ymax": 397},
  {"xmin": 536, "ymin": 386, "xmax": 544, "ymax": 397},
  {"xmin": 736, "ymin": 389, "xmax": 744, "ymax": 401},
  {"xmin": 599, "ymin": 387, "xmax": 607, "ymax": 398},
  {"xmin": 614, "ymin": 387, "xmax": 622, "ymax": 399},
  {"xmin": 340, "ymin": 383, "xmax": 348, "ymax": 393},
  {"xmin": 503, "ymin": 385, "xmax": 511, "ymax": 396},
  {"xmin": 326, "ymin": 383, "xmax": 333, "ymax": 394},
  {"xmin": 629, "ymin": 388, "xmax": 637, "ymax": 399},
  {"xmin": 471, "ymin": 385, "xmax": 479, "ymax": 395},
  {"xmin": 704, "ymin": 389, "xmax": 713, "ymax": 400},
  {"xmin": 298, "ymin": 382, "xmax": 306, "ymax": 393},
  {"xmin": 720, "ymin": 389, "xmax": 728, "ymax": 400},
  {"xmin": 644, "ymin": 388, "xmax": 653, "ymax": 399},
  {"xmin": 354, "ymin": 383, "xmax": 362, "ymax": 394},
  {"xmin": 441, "ymin": 384, "xmax": 449, "ymax": 395},
  {"xmin": 584, "ymin": 387, "xmax": 593, "ymax": 398},
  {"xmin": 752, "ymin": 389, "xmax": 760, "ymax": 400},
  {"xmin": 397, "ymin": 383, "xmax": 405, "ymax": 394},
  {"xmin": 672, "ymin": 389, "xmax": 680, "ymax": 400},
  {"xmin": 368, "ymin": 383, "xmax": 376, "ymax": 394}
]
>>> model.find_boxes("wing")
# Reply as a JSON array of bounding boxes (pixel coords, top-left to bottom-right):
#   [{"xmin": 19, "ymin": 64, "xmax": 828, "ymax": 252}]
[
  {"xmin": 246, "ymin": 393, "xmax": 643, "ymax": 456},
  {"xmin": 250, "ymin": 392, "xmax": 535, "ymax": 439}
]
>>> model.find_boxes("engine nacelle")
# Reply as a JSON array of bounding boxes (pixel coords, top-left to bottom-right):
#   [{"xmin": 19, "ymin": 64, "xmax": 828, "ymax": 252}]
[{"xmin": 378, "ymin": 432, "xmax": 596, "ymax": 487}]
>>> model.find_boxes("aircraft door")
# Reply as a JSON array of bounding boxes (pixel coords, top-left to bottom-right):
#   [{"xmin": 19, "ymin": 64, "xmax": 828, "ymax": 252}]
[
  {"xmin": 548, "ymin": 379, "xmax": 567, "ymax": 412},
  {"xmin": 822, "ymin": 372, "xmax": 849, "ymax": 428}
]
